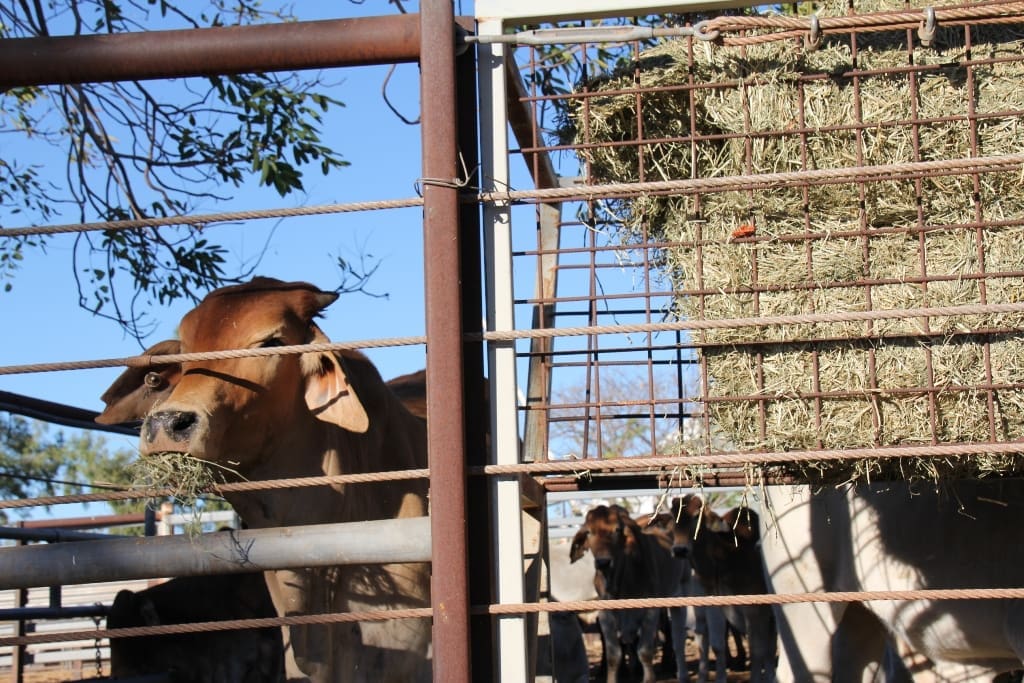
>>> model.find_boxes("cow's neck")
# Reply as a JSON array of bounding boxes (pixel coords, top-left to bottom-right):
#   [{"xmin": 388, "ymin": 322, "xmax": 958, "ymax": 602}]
[{"xmin": 224, "ymin": 399, "xmax": 426, "ymax": 529}]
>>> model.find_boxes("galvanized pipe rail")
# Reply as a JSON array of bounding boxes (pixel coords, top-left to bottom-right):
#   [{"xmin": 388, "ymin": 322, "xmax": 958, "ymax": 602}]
[{"xmin": 0, "ymin": 517, "xmax": 431, "ymax": 590}]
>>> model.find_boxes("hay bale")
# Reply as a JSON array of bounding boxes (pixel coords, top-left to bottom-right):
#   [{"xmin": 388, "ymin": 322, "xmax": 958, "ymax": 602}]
[{"xmin": 563, "ymin": 0, "xmax": 1024, "ymax": 481}]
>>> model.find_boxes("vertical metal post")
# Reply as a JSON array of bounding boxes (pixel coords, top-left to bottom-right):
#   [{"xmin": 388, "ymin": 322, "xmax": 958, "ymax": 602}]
[
  {"xmin": 157, "ymin": 501, "xmax": 173, "ymax": 536},
  {"xmin": 456, "ymin": 28, "xmax": 497, "ymax": 681},
  {"xmin": 144, "ymin": 504, "xmax": 157, "ymax": 536},
  {"xmin": 523, "ymin": 202, "xmax": 562, "ymax": 463},
  {"xmin": 12, "ymin": 523, "xmax": 26, "ymax": 683},
  {"xmin": 420, "ymin": 2, "xmax": 471, "ymax": 681},
  {"xmin": 477, "ymin": 16, "xmax": 530, "ymax": 681}
]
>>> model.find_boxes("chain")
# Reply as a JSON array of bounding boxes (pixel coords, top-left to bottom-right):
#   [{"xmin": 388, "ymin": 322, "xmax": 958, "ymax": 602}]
[{"xmin": 92, "ymin": 612, "xmax": 103, "ymax": 678}]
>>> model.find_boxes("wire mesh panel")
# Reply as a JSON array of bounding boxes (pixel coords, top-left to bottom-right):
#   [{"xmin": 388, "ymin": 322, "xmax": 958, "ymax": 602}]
[
  {"xmin": 479, "ymin": 2, "xmax": 1024, "ymax": 680},
  {"xmin": 499, "ymin": 0, "xmax": 1024, "ymax": 488}
]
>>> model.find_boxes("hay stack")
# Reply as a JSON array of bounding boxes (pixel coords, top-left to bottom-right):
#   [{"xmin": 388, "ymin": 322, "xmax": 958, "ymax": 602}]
[{"xmin": 564, "ymin": 0, "xmax": 1024, "ymax": 481}]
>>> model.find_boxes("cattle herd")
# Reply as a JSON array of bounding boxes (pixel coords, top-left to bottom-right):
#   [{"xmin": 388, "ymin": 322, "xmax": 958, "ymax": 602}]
[
  {"xmin": 565, "ymin": 498, "xmax": 776, "ymax": 683},
  {"xmin": 92, "ymin": 278, "xmax": 1024, "ymax": 682}
]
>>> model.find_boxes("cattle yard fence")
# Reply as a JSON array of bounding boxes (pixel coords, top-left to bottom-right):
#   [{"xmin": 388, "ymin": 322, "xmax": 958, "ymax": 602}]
[
  {"xmin": 1, "ymin": 0, "xmax": 1024, "ymax": 681},
  {"xmin": 476, "ymin": 0, "xmax": 1024, "ymax": 679}
]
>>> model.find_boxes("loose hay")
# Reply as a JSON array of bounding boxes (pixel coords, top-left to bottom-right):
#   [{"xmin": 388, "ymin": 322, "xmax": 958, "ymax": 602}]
[
  {"xmin": 129, "ymin": 453, "xmax": 235, "ymax": 529},
  {"xmin": 562, "ymin": 0, "xmax": 1024, "ymax": 482}
]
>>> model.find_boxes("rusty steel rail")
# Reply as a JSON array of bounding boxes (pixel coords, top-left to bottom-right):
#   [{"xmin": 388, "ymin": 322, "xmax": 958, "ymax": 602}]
[{"xmin": 0, "ymin": 14, "xmax": 422, "ymax": 87}]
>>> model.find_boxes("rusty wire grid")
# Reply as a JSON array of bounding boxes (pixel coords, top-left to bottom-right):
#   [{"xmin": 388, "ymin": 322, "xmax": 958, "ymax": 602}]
[{"xmin": 505, "ymin": 1, "xmax": 1024, "ymax": 495}]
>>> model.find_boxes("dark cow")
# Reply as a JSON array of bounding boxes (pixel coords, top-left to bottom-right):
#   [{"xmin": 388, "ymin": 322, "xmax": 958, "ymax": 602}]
[
  {"xmin": 108, "ymin": 572, "xmax": 283, "ymax": 683},
  {"xmin": 672, "ymin": 494, "xmax": 777, "ymax": 683},
  {"xmin": 97, "ymin": 278, "xmax": 430, "ymax": 683},
  {"xmin": 569, "ymin": 504, "xmax": 684, "ymax": 683},
  {"xmin": 642, "ymin": 509, "xmax": 746, "ymax": 683}
]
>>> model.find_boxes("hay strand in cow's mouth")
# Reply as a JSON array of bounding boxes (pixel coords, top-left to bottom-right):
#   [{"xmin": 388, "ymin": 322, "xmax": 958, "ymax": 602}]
[{"xmin": 129, "ymin": 452, "xmax": 241, "ymax": 514}]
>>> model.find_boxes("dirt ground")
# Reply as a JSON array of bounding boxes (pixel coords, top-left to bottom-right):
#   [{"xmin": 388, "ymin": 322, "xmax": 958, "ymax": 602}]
[
  {"xmin": 8, "ymin": 632, "xmax": 752, "ymax": 682},
  {"xmin": 582, "ymin": 628, "xmax": 752, "ymax": 682},
  {"xmin": 6, "ymin": 666, "xmax": 108, "ymax": 683}
]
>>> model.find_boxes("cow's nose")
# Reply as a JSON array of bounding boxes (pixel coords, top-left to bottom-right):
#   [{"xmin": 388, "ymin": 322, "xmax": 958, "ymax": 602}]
[
  {"xmin": 594, "ymin": 557, "xmax": 612, "ymax": 571},
  {"xmin": 672, "ymin": 544, "xmax": 690, "ymax": 559},
  {"xmin": 145, "ymin": 410, "xmax": 198, "ymax": 444}
]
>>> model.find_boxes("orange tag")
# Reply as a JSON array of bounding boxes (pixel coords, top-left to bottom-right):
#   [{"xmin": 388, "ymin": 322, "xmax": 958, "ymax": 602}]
[{"xmin": 730, "ymin": 223, "xmax": 756, "ymax": 239}]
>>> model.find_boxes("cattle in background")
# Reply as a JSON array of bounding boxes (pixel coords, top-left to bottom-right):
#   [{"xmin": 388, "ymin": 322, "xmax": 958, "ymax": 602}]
[
  {"xmin": 643, "ymin": 510, "xmax": 746, "ymax": 683},
  {"xmin": 97, "ymin": 278, "xmax": 431, "ymax": 683},
  {"xmin": 108, "ymin": 572, "xmax": 283, "ymax": 682},
  {"xmin": 671, "ymin": 494, "xmax": 777, "ymax": 683},
  {"xmin": 762, "ymin": 481, "xmax": 1024, "ymax": 682},
  {"xmin": 569, "ymin": 504, "xmax": 684, "ymax": 683}
]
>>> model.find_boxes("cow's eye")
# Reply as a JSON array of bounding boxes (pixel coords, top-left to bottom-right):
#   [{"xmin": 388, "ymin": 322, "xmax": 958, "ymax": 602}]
[
  {"xmin": 260, "ymin": 337, "xmax": 285, "ymax": 348},
  {"xmin": 144, "ymin": 372, "xmax": 165, "ymax": 389}
]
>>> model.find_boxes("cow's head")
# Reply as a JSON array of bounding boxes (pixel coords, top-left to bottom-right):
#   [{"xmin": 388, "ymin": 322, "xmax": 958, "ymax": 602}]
[
  {"xmin": 671, "ymin": 494, "xmax": 758, "ymax": 562},
  {"xmin": 97, "ymin": 278, "xmax": 369, "ymax": 471},
  {"xmin": 569, "ymin": 504, "xmax": 642, "ymax": 586},
  {"xmin": 638, "ymin": 510, "xmax": 690, "ymax": 560}
]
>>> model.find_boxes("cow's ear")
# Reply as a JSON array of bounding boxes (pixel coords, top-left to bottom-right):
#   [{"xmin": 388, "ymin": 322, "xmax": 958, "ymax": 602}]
[
  {"xmin": 569, "ymin": 529, "xmax": 589, "ymax": 563},
  {"xmin": 96, "ymin": 340, "xmax": 181, "ymax": 425},
  {"xmin": 704, "ymin": 512, "xmax": 732, "ymax": 534},
  {"xmin": 302, "ymin": 326, "xmax": 369, "ymax": 433},
  {"xmin": 730, "ymin": 507, "xmax": 760, "ymax": 541},
  {"xmin": 685, "ymin": 494, "xmax": 705, "ymax": 518}
]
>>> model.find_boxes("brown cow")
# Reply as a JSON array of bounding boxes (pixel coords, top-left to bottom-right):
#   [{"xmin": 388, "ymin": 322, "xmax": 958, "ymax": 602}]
[
  {"xmin": 569, "ymin": 504, "xmax": 684, "ymax": 683},
  {"xmin": 97, "ymin": 278, "xmax": 430, "ymax": 683}
]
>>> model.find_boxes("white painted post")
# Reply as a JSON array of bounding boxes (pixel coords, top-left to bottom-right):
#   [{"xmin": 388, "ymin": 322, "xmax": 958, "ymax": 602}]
[{"xmin": 477, "ymin": 15, "xmax": 530, "ymax": 682}]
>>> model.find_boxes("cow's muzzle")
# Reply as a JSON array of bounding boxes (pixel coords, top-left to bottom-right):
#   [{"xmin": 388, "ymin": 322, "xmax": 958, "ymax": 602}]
[{"xmin": 145, "ymin": 410, "xmax": 199, "ymax": 445}]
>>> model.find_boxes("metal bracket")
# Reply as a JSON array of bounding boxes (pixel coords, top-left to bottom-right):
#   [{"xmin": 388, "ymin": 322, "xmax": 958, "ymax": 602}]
[
  {"xmin": 918, "ymin": 6, "xmax": 937, "ymax": 47},
  {"xmin": 805, "ymin": 14, "xmax": 822, "ymax": 51}
]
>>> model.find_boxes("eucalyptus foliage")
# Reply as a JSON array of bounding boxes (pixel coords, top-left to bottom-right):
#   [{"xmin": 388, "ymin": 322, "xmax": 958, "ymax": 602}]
[
  {"xmin": 0, "ymin": 1, "xmax": 348, "ymax": 338},
  {"xmin": 0, "ymin": 415, "xmax": 139, "ymax": 522}
]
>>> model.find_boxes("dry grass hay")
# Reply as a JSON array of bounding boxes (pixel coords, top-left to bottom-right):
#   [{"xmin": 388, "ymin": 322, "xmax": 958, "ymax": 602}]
[
  {"xmin": 129, "ymin": 453, "xmax": 235, "ymax": 528},
  {"xmin": 562, "ymin": 0, "xmax": 1024, "ymax": 482}
]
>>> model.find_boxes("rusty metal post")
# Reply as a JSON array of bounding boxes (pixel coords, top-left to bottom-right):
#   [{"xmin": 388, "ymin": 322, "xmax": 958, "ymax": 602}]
[
  {"xmin": 523, "ymin": 202, "xmax": 562, "ymax": 464},
  {"xmin": 420, "ymin": 1, "xmax": 471, "ymax": 681},
  {"xmin": 12, "ymin": 523, "xmax": 26, "ymax": 683}
]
